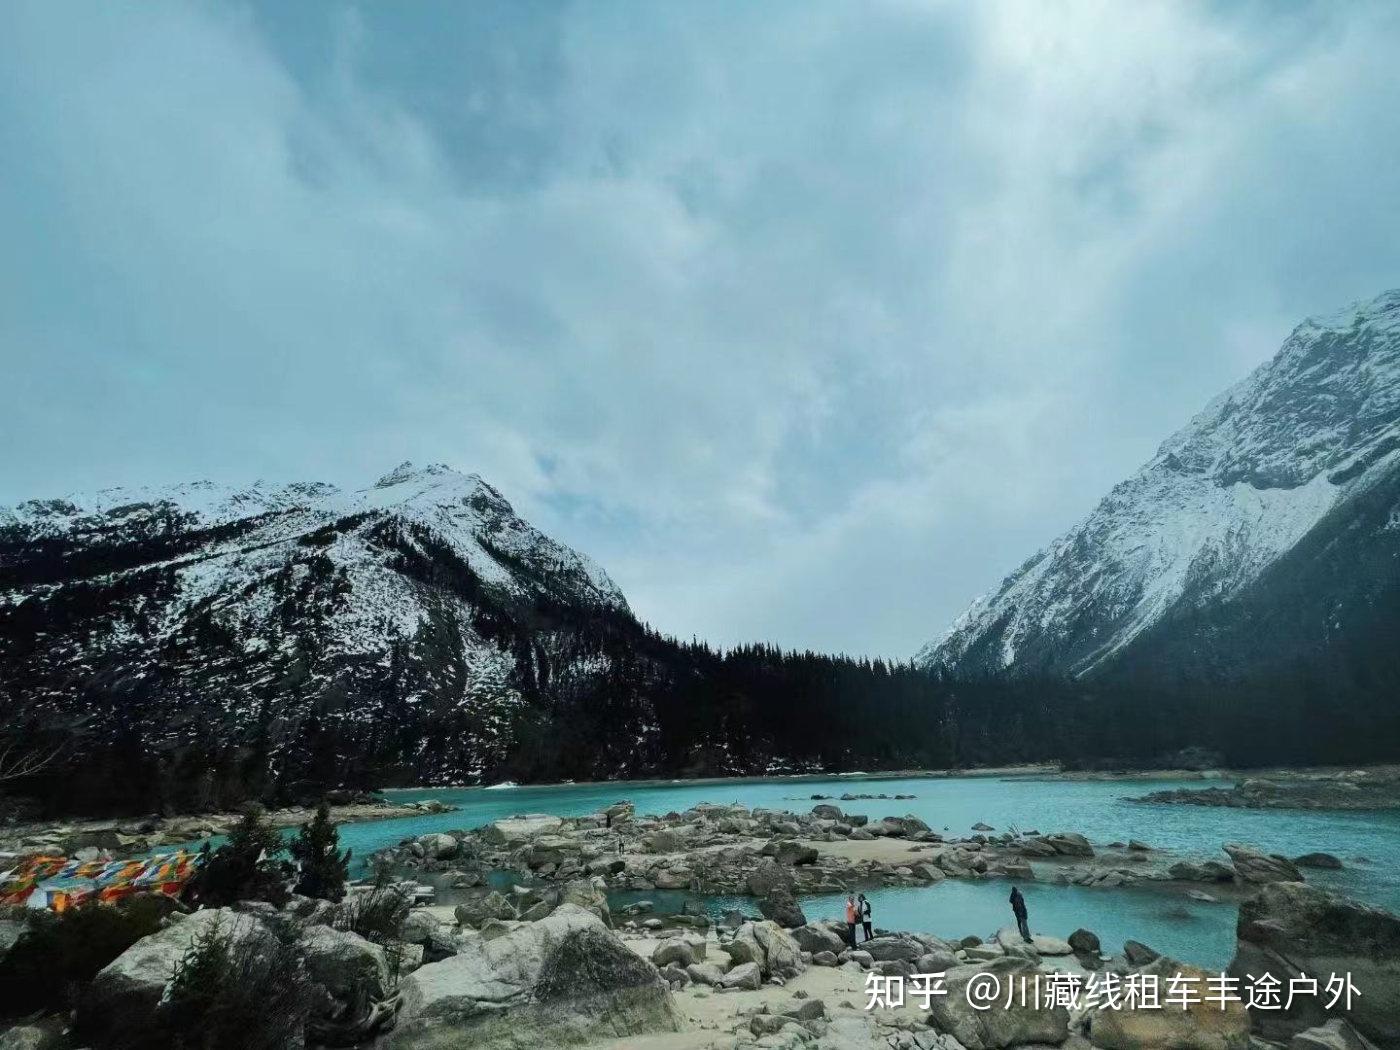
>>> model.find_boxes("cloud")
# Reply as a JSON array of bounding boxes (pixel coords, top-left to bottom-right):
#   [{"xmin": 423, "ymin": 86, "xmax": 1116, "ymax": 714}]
[{"xmin": 2, "ymin": 0, "xmax": 1399, "ymax": 656}]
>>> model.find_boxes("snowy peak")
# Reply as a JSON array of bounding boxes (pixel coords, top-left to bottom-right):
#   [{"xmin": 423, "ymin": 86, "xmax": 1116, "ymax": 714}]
[{"xmin": 919, "ymin": 288, "xmax": 1400, "ymax": 679}]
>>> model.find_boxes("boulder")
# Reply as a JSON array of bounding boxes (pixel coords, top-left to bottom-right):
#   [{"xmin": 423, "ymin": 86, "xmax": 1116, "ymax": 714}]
[
  {"xmin": 1089, "ymin": 957, "xmax": 1250, "ymax": 1050},
  {"xmin": 791, "ymin": 923, "xmax": 848, "ymax": 956},
  {"xmin": 746, "ymin": 860, "xmax": 796, "ymax": 898},
  {"xmin": 719, "ymin": 961, "xmax": 763, "ymax": 990},
  {"xmin": 558, "ymin": 878, "xmax": 612, "ymax": 928},
  {"xmin": 646, "ymin": 829, "xmax": 683, "ymax": 853},
  {"xmin": 767, "ymin": 840, "xmax": 819, "ymax": 866},
  {"xmin": 1045, "ymin": 832, "xmax": 1095, "ymax": 857},
  {"xmin": 401, "ymin": 909, "xmax": 443, "ymax": 945},
  {"xmin": 1288, "ymin": 1018, "xmax": 1375, "ymax": 1050},
  {"xmin": 386, "ymin": 905, "xmax": 680, "ymax": 1049},
  {"xmin": 862, "ymin": 935, "xmax": 925, "ymax": 963},
  {"xmin": 1293, "ymin": 853, "xmax": 1344, "ymax": 871},
  {"xmin": 753, "ymin": 921, "xmax": 806, "ymax": 978},
  {"xmin": 651, "ymin": 937, "xmax": 703, "ymax": 968},
  {"xmin": 758, "ymin": 888, "xmax": 807, "ymax": 929},
  {"xmin": 0, "ymin": 1025, "xmax": 61, "ymax": 1050},
  {"xmin": 925, "ymin": 957, "xmax": 1070, "ymax": 1049},
  {"xmin": 0, "ymin": 916, "xmax": 26, "ymax": 970},
  {"xmin": 650, "ymin": 866, "xmax": 692, "ymax": 890},
  {"xmin": 1069, "ymin": 929, "xmax": 1101, "ymax": 955},
  {"xmin": 811, "ymin": 951, "xmax": 838, "ymax": 967},
  {"xmin": 419, "ymin": 833, "xmax": 460, "ymax": 860},
  {"xmin": 811, "ymin": 804, "xmax": 844, "ymax": 820},
  {"xmin": 480, "ymin": 814, "xmax": 564, "ymax": 845},
  {"xmin": 602, "ymin": 801, "xmax": 635, "ymax": 824},
  {"xmin": 455, "ymin": 891, "xmax": 517, "ymax": 928},
  {"xmin": 918, "ymin": 949, "xmax": 960, "ymax": 972},
  {"xmin": 1030, "ymin": 934, "xmax": 1073, "ymax": 956},
  {"xmin": 1224, "ymin": 843, "xmax": 1304, "ymax": 884},
  {"xmin": 1123, "ymin": 940, "xmax": 1160, "ymax": 966},
  {"xmin": 77, "ymin": 909, "xmax": 272, "ymax": 1046},
  {"xmin": 1229, "ymin": 882, "xmax": 1400, "ymax": 1046},
  {"xmin": 725, "ymin": 920, "xmax": 805, "ymax": 979},
  {"xmin": 300, "ymin": 925, "xmax": 391, "ymax": 1003},
  {"xmin": 686, "ymin": 962, "xmax": 726, "ymax": 986}
]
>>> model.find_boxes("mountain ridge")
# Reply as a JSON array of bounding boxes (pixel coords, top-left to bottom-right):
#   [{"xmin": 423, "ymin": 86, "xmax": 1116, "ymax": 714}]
[{"xmin": 919, "ymin": 287, "xmax": 1400, "ymax": 681}]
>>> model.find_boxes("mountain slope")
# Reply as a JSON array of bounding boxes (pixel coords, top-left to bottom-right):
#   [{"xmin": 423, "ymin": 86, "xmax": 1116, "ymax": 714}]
[
  {"xmin": 919, "ymin": 288, "xmax": 1400, "ymax": 682},
  {"xmin": 0, "ymin": 462, "xmax": 656, "ymax": 806}
]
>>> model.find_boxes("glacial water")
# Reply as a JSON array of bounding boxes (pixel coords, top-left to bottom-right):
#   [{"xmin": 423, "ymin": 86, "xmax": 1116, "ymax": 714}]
[{"xmin": 336, "ymin": 773, "xmax": 1400, "ymax": 971}]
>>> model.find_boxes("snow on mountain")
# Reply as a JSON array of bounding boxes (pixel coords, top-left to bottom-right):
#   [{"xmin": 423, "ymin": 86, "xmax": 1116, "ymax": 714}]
[
  {"xmin": 919, "ymin": 288, "xmax": 1400, "ymax": 679},
  {"xmin": 0, "ymin": 462, "xmax": 634, "ymax": 786}
]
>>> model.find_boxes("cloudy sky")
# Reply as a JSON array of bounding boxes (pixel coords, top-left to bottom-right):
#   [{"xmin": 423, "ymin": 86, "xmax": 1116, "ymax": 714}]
[{"xmin": 3, "ymin": 1, "xmax": 1399, "ymax": 657}]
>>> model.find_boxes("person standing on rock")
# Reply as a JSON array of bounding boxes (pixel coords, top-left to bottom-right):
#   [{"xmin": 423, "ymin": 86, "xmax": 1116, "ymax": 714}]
[
  {"xmin": 1009, "ymin": 885, "xmax": 1031, "ymax": 942},
  {"xmin": 858, "ymin": 892, "xmax": 873, "ymax": 941},
  {"xmin": 845, "ymin": 893, "xmax": 859, "ymax": 945}
]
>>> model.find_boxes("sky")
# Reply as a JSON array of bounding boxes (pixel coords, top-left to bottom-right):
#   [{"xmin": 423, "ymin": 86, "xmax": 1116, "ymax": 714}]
[{"xmin": 3, "ymin": 1, "xmax": 1399, "ymax": 659}]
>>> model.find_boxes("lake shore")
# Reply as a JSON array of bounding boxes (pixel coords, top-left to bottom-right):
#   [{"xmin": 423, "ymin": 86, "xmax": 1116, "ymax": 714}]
[{"xmin": 0, "ymin": 797, "xmax": 456, "ymax": 858}]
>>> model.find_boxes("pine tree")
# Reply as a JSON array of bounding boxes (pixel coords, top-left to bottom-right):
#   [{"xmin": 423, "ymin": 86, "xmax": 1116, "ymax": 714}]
[
  {"xmin": 290, "ymin": 800, "xmax": 351, "ymax": 901},
  {"xmin": 186, "ymin": 803, "xmax": 290, "ymax": 907}
]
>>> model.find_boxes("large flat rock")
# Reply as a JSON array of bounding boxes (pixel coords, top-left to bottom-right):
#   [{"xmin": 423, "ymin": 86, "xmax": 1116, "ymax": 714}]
[{"xmin": 384, "ymin": 904, "xmax": 680, "ymax": 1049}]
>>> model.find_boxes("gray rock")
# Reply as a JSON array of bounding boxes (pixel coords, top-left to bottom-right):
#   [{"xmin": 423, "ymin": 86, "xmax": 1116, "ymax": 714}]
[
  {"xmin": 719, "ymin": 961, "xmax": 763, "ymax": 990},
  {"xmin": 1293, "ymin": 852, "xmax": 1344, "ymax": 870},
  {"xmin": 300, "ymin": 925, "xmax": 391, "ymax": 1002},
  {"xmin": 480, "ymin": 814, "xmax": 563, "ymax": 845},
  {"xmin": 862, "ymin": 935, "xmax": 926, "ymax": 963},
  {"xmin": 78, "ymin": 909, "xmax": 271, "ymax": 1046},
  {"xmin": 0, "ymin": 1025, "xmax": 61, "ymax": 1050},
  {"xmin": 791, "ymin": 923, "xmax": 847, "ymax": 956},
  {"xmin": 686, "ymin": 962, "xmax": 726, "ymax": 986},
  {"xmin": 747, "ymin": 860, "xmax": 797, "ymax": 898},
  {"xmin": 455, "ymin": 890, "xmax": 517, "ymax": 927},
  {"xmin": 1288, "ymin": 1018, "xmax": 1376, "ymax": 1050},
  {"xmin": 758, "ymin": 888, "xmax": 807, "ymax": 929},
  {"xmin": 401, "ymin": 909, "xmax": 443, "ymax": 945},
  {"xmin": 386, "ymin": 905, "xmax": 680, "ymax": 1049},
  {"xmin": 1224, "ymin": 843, "xmax": 1304, "ymax": 884},
  {"xmin": 1090, "ymin": 957, "xmax": 1249, "ymax": 1050},
  {"xmin": 1045, "ymin": 832, "xmax": 1094, "ymax": 857},
  {"xmin": 651, "ymin": 937, "xmax": 703, "ymax": 968},
  {"xmin": 1123, "ymin": 939, "xmax": 1160, "ymax": 965},
  {"xmin": 418, "ymin": 832, "xmax": 459, "ymax": 860},
  {"xmin": 926, "ymin": 958, "xmax": 1070, "ymax": 1049},
  {"xmin": 1230, "ymin": 882, "xmax": 1400, "ymax": 1046},
  {"xmin": 558, "ymin": 878, "xmax": 612, "ymax": 928},
  {"xmin": 1068, "ymin": 928, "xmax": 1100, "ymax": 954}
]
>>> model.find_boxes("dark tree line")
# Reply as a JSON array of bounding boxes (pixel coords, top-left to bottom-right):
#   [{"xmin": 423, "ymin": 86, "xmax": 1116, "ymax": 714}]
[{"xmin": 5, "ymin": 505, "xmax": 1399, "ymax": 819}]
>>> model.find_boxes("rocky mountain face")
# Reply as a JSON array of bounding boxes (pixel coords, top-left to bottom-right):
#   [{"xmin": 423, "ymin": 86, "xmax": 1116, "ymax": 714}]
[
  {"xmin": 920, "ymin": 289, "xmax": 1400, "ymax": 687},
  {"xmin": 0, "ymin": 463, "xmax": 660, "ymax": 809}
]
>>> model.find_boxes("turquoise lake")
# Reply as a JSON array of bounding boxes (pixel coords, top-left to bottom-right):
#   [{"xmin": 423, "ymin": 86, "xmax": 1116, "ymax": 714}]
[{"xmin": 337, "ymin": 774, "xmax": 1400, "ymax": 971}]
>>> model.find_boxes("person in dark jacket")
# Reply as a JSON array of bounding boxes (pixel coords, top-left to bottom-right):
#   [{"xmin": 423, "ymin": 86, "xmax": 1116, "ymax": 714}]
[
  {"xmin": 1009, "ymin": 885, "xmax": 1031, "ymax": 942},
  {"xmin": 858, "ymin": 893, "xmax": 873, "ymax": 941}
]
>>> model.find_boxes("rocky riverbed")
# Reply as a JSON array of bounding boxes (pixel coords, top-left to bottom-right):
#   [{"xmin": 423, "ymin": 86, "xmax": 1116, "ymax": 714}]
[
  {"xmin": 367, "ymin": 798, "xmax": 1343, "ymax": 916},
  {"xmin": 0, "ymin": 796, "xmax": 456, "ymax": 859},
  {"xmin": 3, "ymin": 797, "xmax": 1393, "ymax": 1050},
  {"xmin": 1130, "ymin": 767, "xmax": 1400, "ymax": 811}
]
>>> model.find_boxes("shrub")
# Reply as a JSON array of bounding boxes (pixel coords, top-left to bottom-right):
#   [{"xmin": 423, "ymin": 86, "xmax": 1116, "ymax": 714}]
[
  {"xmin": 184, "ymin": 804, "xmax": 291, "ymax": 907},
  {"xmin": 289, "ymin": 800, "xmax": 350, "ymax": 901},
  {"xmin": 0, "ymin": 895, "xmax": 167, "ymax": 1017},
  {"xmin": 156, "ymin": 913, "xmax": 313, "ymax": 1050},
  {"xmin": 334, "ymin": 869, "xmax": 411, "ymax": 981}
]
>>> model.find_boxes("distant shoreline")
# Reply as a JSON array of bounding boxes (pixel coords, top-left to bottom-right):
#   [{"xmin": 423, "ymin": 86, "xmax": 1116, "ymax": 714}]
[{"xmin": 379, "ymin": 761, "xmax": 1400, "ymax": 796}]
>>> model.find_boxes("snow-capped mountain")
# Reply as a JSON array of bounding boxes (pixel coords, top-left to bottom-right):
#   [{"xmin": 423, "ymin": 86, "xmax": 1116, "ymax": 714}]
[
  {"xmin": 919, "ymin": 288, "xmax": 1400, "ymax": 681},
  {"xmin": 0, "ymin": 462, "xmax": 647, "ymax": 800}
]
